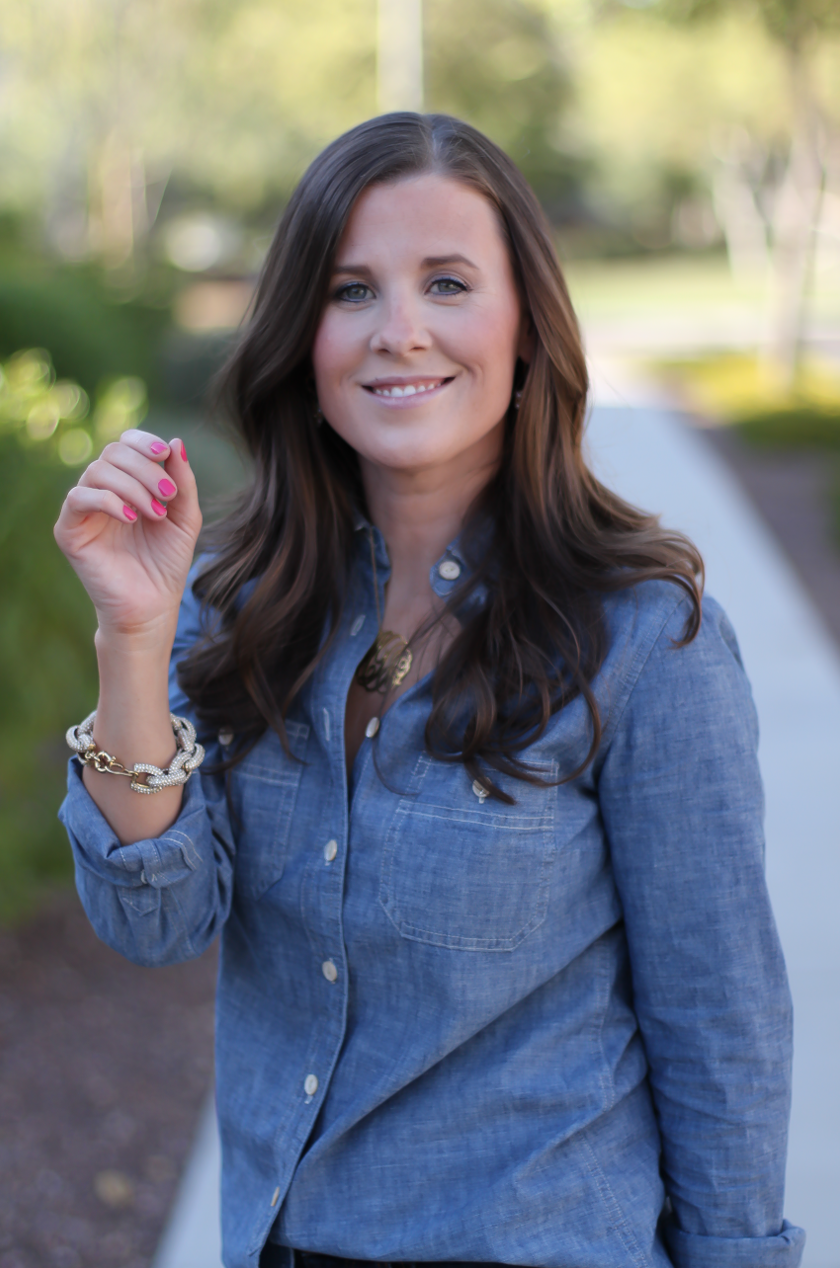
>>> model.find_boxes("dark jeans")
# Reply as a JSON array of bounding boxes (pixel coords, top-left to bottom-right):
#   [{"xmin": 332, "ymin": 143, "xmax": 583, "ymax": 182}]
[{"xmin": 259, "ymin": 1249, "xmax": 520, "ymax": 1268}]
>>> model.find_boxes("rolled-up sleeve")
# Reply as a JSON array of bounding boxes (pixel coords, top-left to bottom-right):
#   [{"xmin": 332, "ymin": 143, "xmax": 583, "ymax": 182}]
[
  {"xmin": 598, "ymin": 595, "xmax": 805, "ymax": 1268},
  {"xmin": 58, "ymin": 567, "xmax": 235, "ymax": 967}
]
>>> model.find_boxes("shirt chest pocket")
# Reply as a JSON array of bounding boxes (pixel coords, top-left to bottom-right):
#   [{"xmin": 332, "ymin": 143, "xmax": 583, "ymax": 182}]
[
  {"xmin": 378, "ymin": 755, "xmax": 558, "ymax": 952},
  {"xmin": 228, "ymin": 720, "xmax": 310, "ymax": 901}
]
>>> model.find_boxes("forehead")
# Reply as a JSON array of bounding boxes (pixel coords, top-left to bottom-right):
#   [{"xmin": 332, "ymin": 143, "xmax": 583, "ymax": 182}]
[{"xmin": 335, "ymin": 172, "xmax": 510, "ymax": 265}]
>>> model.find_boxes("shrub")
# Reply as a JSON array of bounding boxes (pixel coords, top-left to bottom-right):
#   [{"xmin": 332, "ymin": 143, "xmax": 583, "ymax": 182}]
[
  {"xmin": 0, "ymin": 349, "xmax": 148, "ymax": 922},
  {"xmin": 0, "ymin": 262, "xmax": 171, "ymax": 400},
  {"xmin": 0, "ymin": 432, "xmax": 99, "ymax": 920}
]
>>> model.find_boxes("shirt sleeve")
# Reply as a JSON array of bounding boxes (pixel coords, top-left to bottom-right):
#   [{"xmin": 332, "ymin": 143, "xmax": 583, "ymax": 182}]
[
  {"xmin": 597, "ymin": 594, "xmax": 805, "ymax": 1268},
  {"xmin": 58, "ymin": 565, "xmax": 236, "ymax": 967}
]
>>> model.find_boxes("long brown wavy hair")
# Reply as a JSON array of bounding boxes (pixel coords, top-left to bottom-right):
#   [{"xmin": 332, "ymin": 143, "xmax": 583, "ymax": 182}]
[{"xmin": 178, "ymin": 112, "xmax": 703, "ymax": 801}]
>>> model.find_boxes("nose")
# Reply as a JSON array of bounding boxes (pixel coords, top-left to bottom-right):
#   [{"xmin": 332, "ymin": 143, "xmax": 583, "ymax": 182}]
[{"xmin": 369, "ymin": 290, "xmax": 431, "ymax": 356}]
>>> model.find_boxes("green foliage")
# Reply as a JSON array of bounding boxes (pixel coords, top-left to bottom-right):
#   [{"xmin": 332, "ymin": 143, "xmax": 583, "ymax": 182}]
[
  {"xmin": 1, "ymin": 347, "xmax": 149, "ymax": 467},
  {"xmin": 0, "ymin": 433, "xmax": 99, "ymax": 923},
  {"xmin": 735, "ymin": 407, "xmax": 840, "ymax": 448},
  {"xmin": 0, "ymin": 260, "xmax": 171, "ymax": 400},
  {"xmin": 651, "ymin": 350, "xmax": 840, "ymax": 420},
  {"xmin": 0, "ymin": 0, "xmax": 590, "ymax": 236},
  {"xmin": 650, "ymin": 0, "xmax": 840, "ymax": 47},
  {"xmin": 0, "ymin": 343, "xmax": 152, "ymax": 923},
  {"xmin": 425, "ymin": 0, "xmax": 585, "ymax": 214}
]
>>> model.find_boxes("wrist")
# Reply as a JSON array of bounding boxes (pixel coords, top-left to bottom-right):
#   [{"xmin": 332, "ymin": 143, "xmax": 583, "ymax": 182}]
[{"xmin": 94, "ymin": 616, "xmax": 178, "ymax": 664}]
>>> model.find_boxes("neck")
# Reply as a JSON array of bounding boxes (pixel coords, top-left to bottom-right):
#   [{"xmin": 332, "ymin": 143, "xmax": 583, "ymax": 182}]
[{"xmin": 360, "ymin": 425, "xmax": 502, "ymax": 604}]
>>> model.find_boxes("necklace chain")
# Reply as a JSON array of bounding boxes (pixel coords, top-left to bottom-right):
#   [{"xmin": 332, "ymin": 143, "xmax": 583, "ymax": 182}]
[{"xmin": 354, "ymin": 532, "xmax": 413, "ymax": 694}]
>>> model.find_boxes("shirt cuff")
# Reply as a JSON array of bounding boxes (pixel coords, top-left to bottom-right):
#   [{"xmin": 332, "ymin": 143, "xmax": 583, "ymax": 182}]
[
  {"xmin": 664, "ymin": 1220, "xmax": 805, "ymax": 1268},
  {"xmin": 59, "ymin": 756, "xmax": 206, "ymax": 889}
]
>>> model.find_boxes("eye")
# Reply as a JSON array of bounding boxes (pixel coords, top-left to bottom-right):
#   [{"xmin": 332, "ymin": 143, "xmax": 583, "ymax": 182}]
[
  {"xmin": 429, "ymin": 276, "xmax": 467, "ymax": 296},
  {"xmin": 335, "ymin": 281, "xmax": 374, "ymax": 303}
]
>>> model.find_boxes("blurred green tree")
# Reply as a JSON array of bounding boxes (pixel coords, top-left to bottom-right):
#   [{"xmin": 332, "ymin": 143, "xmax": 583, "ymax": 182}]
[
  {"xmin": 0, "ymin": 434, "xmax": 98, "ymax": 922},
  {"xmin": 652, "ymin": 0, "xmax": 840, "ymax": 381},
  {"xmin": 425, "ymin": 0, "xmax": 588, "ymax": 216},
  {"xmin": 0, "ymin": 0, "xmax": 378, "ymax": 264},
  {"xmin": 0, "ymin": 348, "xmax": 151, "ymax": 921},
  {"xmin": 0, "ymin": 0, "xmax": 588, "ymax": 270}
]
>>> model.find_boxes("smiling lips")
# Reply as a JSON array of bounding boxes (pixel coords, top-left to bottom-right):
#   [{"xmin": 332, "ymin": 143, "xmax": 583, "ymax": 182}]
[{"xmin": 365, "ymin": 378, "xmax": 452, "ymax": 399}]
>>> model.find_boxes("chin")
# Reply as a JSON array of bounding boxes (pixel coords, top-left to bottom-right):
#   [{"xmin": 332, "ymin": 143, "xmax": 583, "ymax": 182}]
[
  {"xmin": 347, "ymin": 419, "xmax": 464, "ymax": 469},
  {"xmin": 367, "ymin": 443, "xmax": 458, "ymax": 472}
]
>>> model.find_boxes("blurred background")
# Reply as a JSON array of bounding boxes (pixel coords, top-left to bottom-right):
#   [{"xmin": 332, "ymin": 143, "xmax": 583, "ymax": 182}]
[{"xmin": 1, "ymin": 1, "xmax": 838, "ymax": 1265}]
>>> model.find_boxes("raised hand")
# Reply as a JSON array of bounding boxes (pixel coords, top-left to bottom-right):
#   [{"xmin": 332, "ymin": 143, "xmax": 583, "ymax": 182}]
[
  {"xmin": 54, "ymin": 430, "xmax": 204, "ymax": 844},
  {"xmin": 54, "ymin": 429, "xmax": 202, "ymax": 639}
]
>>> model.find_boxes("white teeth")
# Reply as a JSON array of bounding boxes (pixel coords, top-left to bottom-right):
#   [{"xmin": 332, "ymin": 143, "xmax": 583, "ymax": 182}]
[{"xmin": 372, "ymin": 381, "xmax": 440, "ymax": 398}]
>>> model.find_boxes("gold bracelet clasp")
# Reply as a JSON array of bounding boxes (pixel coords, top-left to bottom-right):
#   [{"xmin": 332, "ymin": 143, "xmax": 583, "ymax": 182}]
[{"xmin": 82, "ymin": 748, "xmax": 135, "ymax": 777}]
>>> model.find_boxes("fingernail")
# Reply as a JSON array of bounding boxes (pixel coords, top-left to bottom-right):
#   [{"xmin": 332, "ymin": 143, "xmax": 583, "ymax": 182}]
[
  {"xmin": 180, "ymin": 441, "xmax": 188, "ymax": 463},
  {"xmin": 150, "ymin": 442, "xmax": 168, "ymax": 455},
  {"xmin": 158, "ymin": 478, "xmax": 176, "ymax": 497},
  {"xmin": 151, "ymin": 498, "xmax": 167, "ymax": 516},
  {"xmin": 123, "ymin": 505, "xmax": 137, "ymax": 521}
]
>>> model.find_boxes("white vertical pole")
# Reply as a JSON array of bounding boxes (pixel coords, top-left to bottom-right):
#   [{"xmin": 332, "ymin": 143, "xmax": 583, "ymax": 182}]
[{"xmin": 376, "ymin": 0, "xmax": 424, "ymax": 114}]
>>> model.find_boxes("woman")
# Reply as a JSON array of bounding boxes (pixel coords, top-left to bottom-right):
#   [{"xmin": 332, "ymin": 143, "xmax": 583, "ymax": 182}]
[{"xmin": 55, "ymin": 114, "xmax": 803, "ymax": 1268}]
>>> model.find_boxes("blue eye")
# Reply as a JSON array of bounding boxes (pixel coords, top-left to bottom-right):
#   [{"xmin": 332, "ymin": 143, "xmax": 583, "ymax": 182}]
[
  {"xmin": 430, "ymin": 277, "xmax": 467, "ymax": 295},
  {"xmin": 336, "ymin": 282, "xmax": 372, "ymax": 302}
]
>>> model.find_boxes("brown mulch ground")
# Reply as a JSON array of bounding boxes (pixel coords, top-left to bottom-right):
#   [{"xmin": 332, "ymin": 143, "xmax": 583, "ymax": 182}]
[
  {"xmin": 0, "ymin": 896, "xmax": 217, "ymax": 1268},
  {"xmin": 703, "ymin": 427, "xmax": 840, "ymax": 647},
  {"xmin": 1, "ymin": 422, "xmax": 838, "ymax": 1268}
]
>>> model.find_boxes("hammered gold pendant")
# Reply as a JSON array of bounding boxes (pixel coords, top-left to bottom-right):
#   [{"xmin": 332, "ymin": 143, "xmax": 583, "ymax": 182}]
[{"xmin": 355, "ymin": 631, "xmax": 413, "ymax": 693}]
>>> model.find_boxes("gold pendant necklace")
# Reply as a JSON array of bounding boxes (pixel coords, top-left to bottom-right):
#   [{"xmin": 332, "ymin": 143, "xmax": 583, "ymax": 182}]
[{"xmin": 355, "ymin": 532, "xmax": 413, "ymax": 694}]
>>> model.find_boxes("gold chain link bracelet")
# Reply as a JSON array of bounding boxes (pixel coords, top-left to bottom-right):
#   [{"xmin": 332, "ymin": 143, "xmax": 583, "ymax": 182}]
[{"xmin": 66, "ymin": 712, "xmax": 205, "ymax": 795}]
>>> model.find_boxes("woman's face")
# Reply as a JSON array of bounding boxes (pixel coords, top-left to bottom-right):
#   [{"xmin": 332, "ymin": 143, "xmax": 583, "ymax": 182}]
[{"xmin": 312, "ymin": 172, "xmax": 529, "ymax": 478}]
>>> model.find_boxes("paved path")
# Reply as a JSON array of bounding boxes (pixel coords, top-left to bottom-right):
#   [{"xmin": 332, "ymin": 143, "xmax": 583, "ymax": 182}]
[{"xmin": 154, "ymin": 392, "xmax": 840, "ymax": 1268}]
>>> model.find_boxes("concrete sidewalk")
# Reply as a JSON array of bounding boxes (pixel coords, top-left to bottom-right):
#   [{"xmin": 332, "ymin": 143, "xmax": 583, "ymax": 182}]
[{"xmin": 154, "ymin": 395, "xmax": 840, "ymax": 1268}]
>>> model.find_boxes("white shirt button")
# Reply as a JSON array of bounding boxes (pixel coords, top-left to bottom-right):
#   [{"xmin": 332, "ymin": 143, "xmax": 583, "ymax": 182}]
[
  {"xmin": 218, "ymin": 728, "xmax": 234, "ymax": 746},
  {"xmin": 350, "ymin": 614, "xmax": 366, "ymax": 636},
  {"xmin": 304, "ymin": 1073, "xmax": 319, "ymax": 1097},
  {"xmin": 321, "ymin": 959, "xmax": 338, "ymax": 982},
  {"xmin": 438, "ymin": 559, "xmax": 461, "ymax": 581},
  {"xmin": 365, "ymin": 716, "xmax": 380, "ymax": 738},
  {"xmin": 324, "ymin": 839, "xmax": 338, "ymax": 862}
]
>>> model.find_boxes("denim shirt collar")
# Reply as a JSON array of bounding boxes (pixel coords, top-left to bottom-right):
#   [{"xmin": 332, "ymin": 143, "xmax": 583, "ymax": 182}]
[
  {"xmin": 352, "ymin": 509, "xmax": 492, "ymax": 614},
  {"xmin": 233, "ymin": 512, "xmax": 493, "ymax": 623}
]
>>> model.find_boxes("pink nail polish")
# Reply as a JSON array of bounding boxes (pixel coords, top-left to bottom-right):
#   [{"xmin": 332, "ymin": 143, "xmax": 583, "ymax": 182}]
[
  {"xmin": 158, "ymin": 478, "xmax": 176, "ymax": 497},
  {"xmin": 123, "ymin": 505, "xmax": 137, "ymax": 521},
  {"xmin": 180, "ymin": 441, "xmax": 188, "ymax": 463},
  {"xmin": 150, "ymin": 442, "xmax": 168, "ymax": 455},
  {"xmin": 151, "ymin": 498, "xmax": 167, "ymax": 516}
]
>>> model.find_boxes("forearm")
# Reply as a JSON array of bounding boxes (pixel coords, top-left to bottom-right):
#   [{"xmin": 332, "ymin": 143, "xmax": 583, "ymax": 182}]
[{"xmin": 82, "ymin": 621, "xmax": 184, "ymax": 844}]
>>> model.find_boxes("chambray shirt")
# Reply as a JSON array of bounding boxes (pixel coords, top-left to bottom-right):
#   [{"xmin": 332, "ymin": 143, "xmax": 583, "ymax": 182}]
[{"xmin": 60, "ymin": 522, "xmax": 804, "ymax": 1268}]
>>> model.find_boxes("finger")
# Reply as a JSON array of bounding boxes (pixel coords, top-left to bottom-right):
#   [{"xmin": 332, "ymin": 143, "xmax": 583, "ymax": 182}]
[
  {"xmin": 78, "ymin": 460, "xmax": 170, "ymax": 522},
  {"xmin": 160, "ymin": 438, "xmax": 202, "ymax": 533},
  {"xmin": 119, "ymin": 428, "xmax": 173, "ymax": 461},
  {"xmin": 83, "ymin": 444, "xmax": 179, "ymax": 508},
  {"xmin": 57, "ymin": 484, "xmax": 141, "ymax": 537}
]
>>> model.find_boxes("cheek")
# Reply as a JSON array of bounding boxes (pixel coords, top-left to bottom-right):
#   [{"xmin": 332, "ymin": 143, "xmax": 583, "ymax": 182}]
[
  {"xmin": 311, "ymin": 319, "xmax": 350, "ymax": 396},
  {"xmin": 459, "ymin": 308, "xmax": 521, "ymax": 396}
]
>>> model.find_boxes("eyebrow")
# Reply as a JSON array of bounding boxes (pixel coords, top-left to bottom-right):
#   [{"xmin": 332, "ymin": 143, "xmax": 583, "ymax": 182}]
[{"xmin": 331, "ymin": 253, "xmax": 480, "ymax": 275}]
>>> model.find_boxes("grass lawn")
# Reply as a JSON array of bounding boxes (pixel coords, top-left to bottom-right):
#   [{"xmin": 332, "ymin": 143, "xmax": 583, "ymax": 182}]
[{"xmin": 563, "ymin": 250, "xmax": 840, "ymax": 330}]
